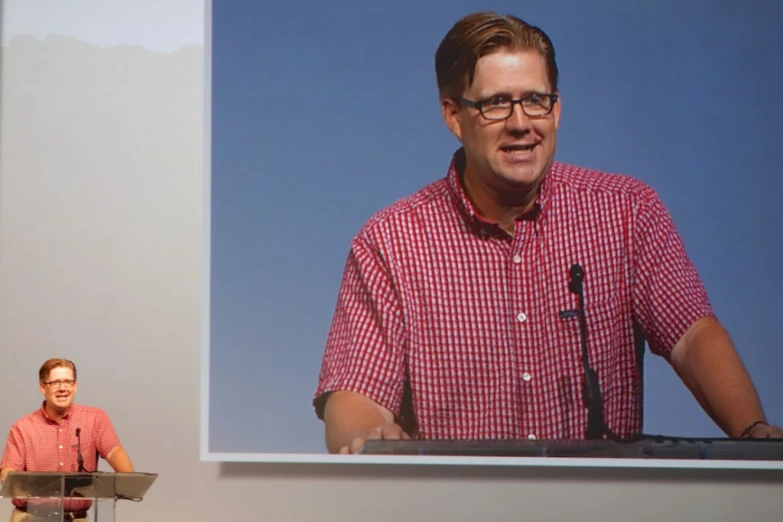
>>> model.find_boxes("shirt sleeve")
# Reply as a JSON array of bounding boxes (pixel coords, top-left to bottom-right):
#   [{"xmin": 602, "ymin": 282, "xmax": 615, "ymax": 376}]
[
  {"xmin": 313, "ymin": 232, "xmax": 407, "ymax": 419},
  {"xmin": 93, "ymin": 410, "xmax": 122, "ymax": 458},
  {"xmin": 0, "ymin": 424, "xmax": 26, "ymax": 471},
  {"xmin": 632, "ymin": 187, "xmax": 715, "ymax": 359}
]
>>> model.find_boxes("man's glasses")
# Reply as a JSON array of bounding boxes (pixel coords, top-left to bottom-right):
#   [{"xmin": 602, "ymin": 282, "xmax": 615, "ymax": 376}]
[
  {"xmin": 44, "ymin": 379, "xmax": 76, "ymax": 388},
  {"xmin": 458, "ymin": 92, "xmax": 559, "ymax": 120}
]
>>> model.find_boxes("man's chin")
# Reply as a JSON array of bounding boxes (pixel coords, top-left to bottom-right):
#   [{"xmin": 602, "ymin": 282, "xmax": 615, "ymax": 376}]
[{"xmin": 495, "ymin": 169, "xmax": 544, "ymax": 190}]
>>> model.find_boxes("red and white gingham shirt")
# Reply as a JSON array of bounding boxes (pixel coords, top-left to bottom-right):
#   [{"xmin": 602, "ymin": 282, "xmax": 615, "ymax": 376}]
[
  {"xmin": 314, "ymin": 149, "xmax": 713, "ymax": 440},
  {"xmin": 1, "ymin": 402, "xmax": 122, "ymax": 511}
]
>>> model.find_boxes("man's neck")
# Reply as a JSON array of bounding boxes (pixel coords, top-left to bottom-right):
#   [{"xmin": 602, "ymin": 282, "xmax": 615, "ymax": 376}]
[
  {"xmin": 462, "ymin": 171, "xmax": 540, "ymax": 236},
  {"xmin": 44, "ymin": 402, "xmax": 70, "ymax": 422}
]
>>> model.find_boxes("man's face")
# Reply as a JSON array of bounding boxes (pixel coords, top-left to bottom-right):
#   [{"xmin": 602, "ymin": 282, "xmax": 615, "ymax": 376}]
[
  {"xmin": 40, "ymin": 366, "xmax": 78, "ymax": 411},
  {"xmin": 442, "ymin": 49, "xmax": 561, "ymax": 197}
]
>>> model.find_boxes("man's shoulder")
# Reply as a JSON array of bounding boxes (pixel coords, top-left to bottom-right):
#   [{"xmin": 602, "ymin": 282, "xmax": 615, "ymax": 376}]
[
  {"xmin": 356, "ymin": 178, "xmax": 451, "ymax": 239},
  {"xmin": 4, "ymin": 409, "xmax": 42, "ymax": 436},
  {"xmin": 70, "ymin": 404, "xmax": 109, "ymax": 417},
  {"xmin": 10, "ymin": 404, "xmax": 109, "ymax": 429},
  {"xmin": 551, "ymin": 161, "xmax": 659, "ymax": 201},
  {"xmin": 12, "ymin": 407, "xmax": 46, "ymax": 426}
]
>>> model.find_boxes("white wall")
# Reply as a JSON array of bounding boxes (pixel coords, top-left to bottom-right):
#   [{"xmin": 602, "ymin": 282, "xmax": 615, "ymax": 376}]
[{"xmin": 0, "ymin": 1, "xmax": 781, "ymax": 521}]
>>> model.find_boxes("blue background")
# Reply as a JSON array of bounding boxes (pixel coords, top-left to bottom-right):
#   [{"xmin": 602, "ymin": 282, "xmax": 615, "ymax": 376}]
[{"xmin": 208, "ymin": 0, "xmax": 783, "ymax": 455}]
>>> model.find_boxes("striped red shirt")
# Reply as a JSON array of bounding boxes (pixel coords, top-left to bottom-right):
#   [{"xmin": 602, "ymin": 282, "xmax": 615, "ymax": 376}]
[
  {"xmin": 314, "ymin": 149, "xmax": 713, "ymax": 440},
  {"xmin": 1, "ymin": 402, "xmax": 122, "ymax": 511}
]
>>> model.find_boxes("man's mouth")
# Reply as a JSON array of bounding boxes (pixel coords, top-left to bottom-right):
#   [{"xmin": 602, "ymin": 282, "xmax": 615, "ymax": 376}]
[{"xmin": 500, "ymin": 142, "xmax": 538, "ymax": 154}]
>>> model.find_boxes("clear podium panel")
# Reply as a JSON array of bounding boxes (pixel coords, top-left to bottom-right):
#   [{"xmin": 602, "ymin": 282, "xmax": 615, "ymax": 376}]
[
  {"xmin": 360, "ymin": 438, "xmax": 783, "ymax": 460},
  {"xmin": 63, "ymin": 472, "xmax": 157, "ymax": 501},
  {"xmin": 0, "ymin": 472, "xmax": 157, "ymax": 522},
  {"xmin": 1, "ymin": 473, "xmax": 65, "ymax": 522},
  {"xmin": 0, "ymin": 473, "xmax": 64, "ymax": 500}
]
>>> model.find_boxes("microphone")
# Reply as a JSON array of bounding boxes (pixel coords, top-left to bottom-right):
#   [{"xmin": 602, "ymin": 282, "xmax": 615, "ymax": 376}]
[
  {"xmin": 568, "ymin": 264, "xmax": 621, "ymax": 441},
  {"xmin": 76, "ymin": 428, "xmax": 86, "ymax": 472},
  {"xmin": 567, "ymin": 265, "xmax": 756, "ymax": 445}
]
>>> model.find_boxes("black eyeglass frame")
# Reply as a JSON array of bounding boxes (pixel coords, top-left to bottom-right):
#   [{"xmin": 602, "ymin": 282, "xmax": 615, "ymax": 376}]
[{"xmin": 457, "ymin": 92, "xmax": 559, "ymax": 120}]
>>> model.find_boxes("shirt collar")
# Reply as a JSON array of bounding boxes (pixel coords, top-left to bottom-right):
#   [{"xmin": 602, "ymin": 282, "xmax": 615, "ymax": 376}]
[{"xmin": 39, "ymin": 400, "xmax": 71, "ymax": 424}]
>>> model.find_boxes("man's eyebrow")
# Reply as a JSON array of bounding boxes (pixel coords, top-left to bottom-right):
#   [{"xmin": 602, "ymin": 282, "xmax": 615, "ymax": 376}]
[
  {"xmin": 475, "ymin": 90, "xmax": 547, "ymax": 99},
  {"xmin": 476, "ymin": 91, "xmax": 511, "ymax": 98}
]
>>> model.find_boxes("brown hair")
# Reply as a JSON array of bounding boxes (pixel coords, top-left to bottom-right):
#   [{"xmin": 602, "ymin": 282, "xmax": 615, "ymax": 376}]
[
  {"xmin": 435, "ymin": 12, "xmax": 559, "ymax": 100},
  {"xmin": 39, "ymin": 358, "xmax": 77, "ymax": 383}
]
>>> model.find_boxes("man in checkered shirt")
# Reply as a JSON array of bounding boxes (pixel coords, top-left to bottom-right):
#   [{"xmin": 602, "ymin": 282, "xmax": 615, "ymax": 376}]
[
  {"xmin": 313, "ymin": 12, "xmax": 783, "ymax": 453},
  {"xmin": 0, "ymin": 359, "xmax": 134, "ymax": 521}
]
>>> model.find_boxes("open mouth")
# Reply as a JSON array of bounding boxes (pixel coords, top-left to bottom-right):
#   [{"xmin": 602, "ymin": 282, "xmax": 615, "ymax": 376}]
[{"xmin": 500, "ymin": 142, "xmax": 538, "ymax": 155}]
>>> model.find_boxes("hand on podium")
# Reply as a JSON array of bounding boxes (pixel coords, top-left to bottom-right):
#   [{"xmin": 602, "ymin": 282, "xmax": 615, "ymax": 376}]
[
  {"xmin": 743, "ymin": 421, "xmax": 783, "ymax": 439},
  {"xmin": 339, "ymin": 421, "xmax": 410, "ymax": 455},
  {"xmin": 323, "ymin": 391, "xmax": 411, "ymax": 454}
]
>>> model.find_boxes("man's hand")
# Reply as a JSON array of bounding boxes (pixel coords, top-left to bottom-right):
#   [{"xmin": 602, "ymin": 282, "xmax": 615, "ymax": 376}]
[
  {"xmin": 745, "ymin": 422, "xmax": 783, "ymax": 439},
  {"xmin": 0, "ymin": 466, "xmax": 15, "ymax": 485},
  {"xmin": 338, "ymin": 421, "xmax": 410, "ymax": 454},
  {"xmin": 323, "ymin": 390, "xmax": 411, "ymax": 454}
]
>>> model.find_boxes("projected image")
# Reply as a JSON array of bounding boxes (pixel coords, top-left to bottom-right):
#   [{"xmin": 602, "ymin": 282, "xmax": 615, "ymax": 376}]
[{"xmin": 205, "ymin": 1, "xmax": 783, "ymax": 459}]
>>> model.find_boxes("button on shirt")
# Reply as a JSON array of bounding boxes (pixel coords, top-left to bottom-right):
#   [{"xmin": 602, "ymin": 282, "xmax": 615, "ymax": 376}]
[
  {"xmin": 314, "ymin": 149, "xmax": 713, "ymax": 440},
  {"xmin": 1, "ymin": 403, "xmax": 122, "ymax": 511}
]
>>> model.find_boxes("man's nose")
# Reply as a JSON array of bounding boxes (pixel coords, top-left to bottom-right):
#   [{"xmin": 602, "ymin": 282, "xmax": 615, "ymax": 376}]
[{"xmin": 505, "ymin": 102, "xmax": 532, "ymax": 133}]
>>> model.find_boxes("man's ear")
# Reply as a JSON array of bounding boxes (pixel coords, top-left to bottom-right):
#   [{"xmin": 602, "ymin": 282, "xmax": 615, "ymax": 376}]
[{"xmin": 441, "ymin": 98, "xmax": 463, "ymax": 141}]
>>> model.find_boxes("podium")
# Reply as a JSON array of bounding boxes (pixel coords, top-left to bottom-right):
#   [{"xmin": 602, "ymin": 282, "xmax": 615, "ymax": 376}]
[
  {"xmin": 0, "ymin": 472, "xmax": 157, "ymax": 521},
  {"xmin": 361, "ymin": 437, "xmax": 783, "ymax": 461}
]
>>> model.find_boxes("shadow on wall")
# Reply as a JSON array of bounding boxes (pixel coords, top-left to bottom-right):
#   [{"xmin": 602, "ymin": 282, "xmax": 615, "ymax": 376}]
[{"xmin": 216, "ymin": 461, "xmax": 783, "ymax": 485}]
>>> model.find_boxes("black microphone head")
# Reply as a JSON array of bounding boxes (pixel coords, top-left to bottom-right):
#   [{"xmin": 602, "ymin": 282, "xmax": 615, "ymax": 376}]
[
  {"xmin": 568, "ymin": 264, "xmax": 584, "ymax": 294},
  {"xmin": 76, "ymin": 428, "xmax": 81, "ymax": 436}
]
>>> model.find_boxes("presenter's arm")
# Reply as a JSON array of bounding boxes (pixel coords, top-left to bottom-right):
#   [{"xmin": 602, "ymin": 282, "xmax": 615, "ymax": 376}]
[
  {"xmin": 1, "ymin": 425, "xmax": 25, "ymax": 484},
  {"xmin": 0, "ymin": 466, "xmax": 17, "ymax": 484},
  {"xmin": 670, "ymin": 316, "xmax": 783, "ymax": 438},
  {"xmin": 106, "ymin": 446, "xmax": 134, "ymax": 472},
  {"xmin": 323, "ymin": 391, "xmax": 409, "ymax": 454}
]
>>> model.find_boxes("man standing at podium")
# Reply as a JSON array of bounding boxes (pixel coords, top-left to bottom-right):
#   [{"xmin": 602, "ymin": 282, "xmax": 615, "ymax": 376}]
[
  {"xmin": 313, "ymin": 11, "xmax": 783, "ymax": 454},
  {"xmin": 0, "ymin": 358, "xmax": 134, "ymax": 521}
]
